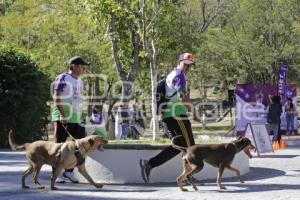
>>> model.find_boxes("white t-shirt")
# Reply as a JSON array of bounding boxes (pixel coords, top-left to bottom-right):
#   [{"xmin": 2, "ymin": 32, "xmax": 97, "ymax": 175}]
[{"xmin": 51, "ymin": 73, "xmax": 83, "ymax": 123}]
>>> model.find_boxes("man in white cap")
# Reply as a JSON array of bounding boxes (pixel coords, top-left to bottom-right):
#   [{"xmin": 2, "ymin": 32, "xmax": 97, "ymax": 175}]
[
  {"xmin": 140, "ymin": 53, "xmax": 196, "ymax": 183},
  {"xmin": 51, "ymin": 56, "xmax": 89, "ymax": 183}
]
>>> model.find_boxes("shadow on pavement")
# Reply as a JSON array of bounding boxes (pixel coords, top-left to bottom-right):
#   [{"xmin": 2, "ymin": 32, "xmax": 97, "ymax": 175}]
[
  {"xmin": 244, "ymin": 167, "xmax": 286, "ymax": 181},
  {"xmin": 215, "ymin": 183, "xmax": 300, "ymax": 193},
  {"xmin": 0, "ymin": 161, "xmax": 27, "ymax": 166},
  {"xmin": 255, "ymin": 154, "xmax": 299, "ymax": 159},
  {"xmin": 0, "ymin": 190, "xmax": 159, "ymax": 200},
  {"xmin": 180, "ymin": 166, "xmax": 286, "ymax": 185}
]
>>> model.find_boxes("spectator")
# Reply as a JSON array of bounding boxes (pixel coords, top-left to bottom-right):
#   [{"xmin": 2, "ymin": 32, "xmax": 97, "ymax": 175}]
[
  {"xmin": 285, "ymin": 98, "xmax": 296, "ymax": 135},
  {"xmin": 267, "ymin": 95, "xmax": 282, "ymax": 142},
  {"xmin": 114, "ymin": 104, "xmax": 130, "ymax": 140},
  {"xmin": 130, "ymin": 103, "xmax": 145, "ymax": 139},
  {"xmin": 120, "ymin": 104, "xmax": 130, "ymax": 140},
  {"xmin": 90, "ymin": 105, "xmax": 108, "ymax": 138},
  {"xmin": 41, "ymin": 126, "xmax": 49, "ymax": 141},
  {"xmin": 115, "ymin": 105, "xmax": 122, "ymax": 139}
]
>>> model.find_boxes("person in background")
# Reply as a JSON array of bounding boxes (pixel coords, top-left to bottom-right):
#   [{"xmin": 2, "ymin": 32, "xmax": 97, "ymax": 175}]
[
  {"xmin": 267, "ymin": 95, "xmax": 282, "ymax": 142},
  {"xmin": 41, "ymin": 126, "xmax": 49, "ymax": 141},
  {"xmin": 115, "ymin": 105, "xmax": 122, "ymax": 139},
  {"xmin": 285, "ymin": 97, "xmax": 296, "ymax": 135},
  {"xmin": 120, "ymin": 104, "xmax": 130, "ymax": 140},
  {"xmin": 130, "ymin": 103, "xmax": 145, "ymax": 139},
  {"xmin": 90, "ymin": 105, "xmax": 108, "ymax": 138}
]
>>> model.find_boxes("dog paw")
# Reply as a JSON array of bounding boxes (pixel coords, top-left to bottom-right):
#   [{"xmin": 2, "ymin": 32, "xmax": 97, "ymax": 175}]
[
  {"xmin": 219, "ymin": 186, "xmax": 226, "ymax": 190},
  {"xmin": 95, "ymin": 184, "xmax": 103, "ymax": 188},
  {"xmin": 36, "ymin": 185, "xmax": 45, "ymax": 189},
  {"xmin": 240, "ymin": 180, "xmax": 245, "ymax": 183},
  {"xmin": 180, "ymin": 188, "xmax": 188, "ymax": 192},
  {"xmin": 193, "ymin": 186, "xmax": 198, "ymax": 191},
  {"xmin": 22, "ymin": 185, "xmax": 29, "ymax": 189},
  {"xmin": 51, "ymin": 186, "xmax": 58, "ymax": 190}
]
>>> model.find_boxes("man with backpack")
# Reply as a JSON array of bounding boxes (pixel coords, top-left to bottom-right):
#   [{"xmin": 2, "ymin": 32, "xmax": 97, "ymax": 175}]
[{"xmin": 140, "ymin": 53, "xmax": 196, "ymax": 183}]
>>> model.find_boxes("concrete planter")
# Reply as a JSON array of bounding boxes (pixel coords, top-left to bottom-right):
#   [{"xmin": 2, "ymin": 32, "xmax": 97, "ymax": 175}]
[{"xmin": 74, "ymin": 144, "xmax": 250, "ymax": 184}]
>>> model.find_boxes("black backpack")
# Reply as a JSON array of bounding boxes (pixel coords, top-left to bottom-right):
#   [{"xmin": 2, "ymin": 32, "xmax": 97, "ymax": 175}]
[{"xmin": 156, "ymin": 78, "xmax": 177, "ymax": 115}]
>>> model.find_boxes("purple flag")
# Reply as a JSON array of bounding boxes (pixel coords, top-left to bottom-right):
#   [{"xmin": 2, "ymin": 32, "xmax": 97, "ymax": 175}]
[{"xmin": 277, "ymin": 64, "xmax": 288, "ymax": 104}]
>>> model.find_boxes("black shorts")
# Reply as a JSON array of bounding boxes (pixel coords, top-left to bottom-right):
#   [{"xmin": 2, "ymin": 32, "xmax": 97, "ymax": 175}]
[{"xmin": 53, "ymin": 121, "xmax": 86, "ymax": 143}]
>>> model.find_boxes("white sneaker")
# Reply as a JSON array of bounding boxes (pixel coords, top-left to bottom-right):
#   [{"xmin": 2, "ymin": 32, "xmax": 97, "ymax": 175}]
[
  {"xmin": 56, "ymin": 173, "xmax": 65, "ymax": 183},
  {"xmin": 63, "ymin": 172, "xmax": 79, "ymax": 183}
]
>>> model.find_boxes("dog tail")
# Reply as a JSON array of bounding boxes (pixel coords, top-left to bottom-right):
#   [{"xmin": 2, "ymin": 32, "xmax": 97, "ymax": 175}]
[
  {"xmin": 171, "ymin": 135, "xmax": 187, "ymax": 152},
  {"xmin": 8, "ymin": 130, "xmax": 28, "ymax": 151}
]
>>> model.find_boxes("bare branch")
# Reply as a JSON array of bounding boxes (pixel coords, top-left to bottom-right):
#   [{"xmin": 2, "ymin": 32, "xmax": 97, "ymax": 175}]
[
  {"xmin": 109, "ymin": 12, "xmax": 126, "ymax": 78},
  {"xmin": 128, "ymin": 27, "xmax": 141, "ymax": 81},
  {"xmin": 199, "ymin": 0, "xmax": 227, "ymax": 33}
]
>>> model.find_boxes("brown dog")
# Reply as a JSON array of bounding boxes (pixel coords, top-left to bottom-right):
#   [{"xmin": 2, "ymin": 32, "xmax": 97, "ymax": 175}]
[
  {"xmin": 172, "ymin": 136, "xmax": 255, "ymax": 191},
  {"xmin": 8, "ymin": 130, "xmax": 107, "ymax": 190}
]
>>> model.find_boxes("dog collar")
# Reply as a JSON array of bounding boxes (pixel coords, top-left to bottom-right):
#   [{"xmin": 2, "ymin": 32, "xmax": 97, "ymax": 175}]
[{"xmin": 230, "ymin": 142, "xmax": 239, "ymax": 152}]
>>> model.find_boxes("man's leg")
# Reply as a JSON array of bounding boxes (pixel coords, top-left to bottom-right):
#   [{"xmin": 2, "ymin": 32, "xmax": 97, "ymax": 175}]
[
  {"xmin": 140, "ymin": 116, "xmax": 192, "ymax": 183},
  {"xmin": 63, "ymin": 123, "xmax": 86, "ymax": 183},
  {"xmin": 175, "ymin": 116, "xmax": 198, "ymax": 183},
  {"xmin": 272, "ymin": 124, "xmax": 279, "ymax": 141},
  {"xmin": 291, "ymin": 114, "xmax": 295, "ymax": 134},
  {"xmin": 53, "ymin": 121, "xmax": 68, "ymax": 183},
  {"xmin": 277, "ymin": 122, "xmax": 281, "ymax": 141},
  {"xmin": 286, "ymin": 115, "xmax": 291, "ymax": 135},
  {"xmin": 176, "ymin": 116, "xmax": 195, "ymax": 146},
  {"xmin": 122, "ymin": 124, "xmax": 128, "ymax": 139},
  {"xmin": 54, "ymin": 121, "xmax": 68, "ymax": 143}
]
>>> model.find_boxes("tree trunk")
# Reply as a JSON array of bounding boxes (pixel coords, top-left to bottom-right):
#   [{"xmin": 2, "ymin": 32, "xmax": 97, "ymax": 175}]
[
  {"xmin": 142, "ymin": 98, "xmax": 147, "ymax": 118},
  {"xmin": 87, "ymin": 82, "xmax": 93, "ymax": 116},
  {"xmin": 150, "ymin": 40, "xmax": 159, "ymax": 141}
]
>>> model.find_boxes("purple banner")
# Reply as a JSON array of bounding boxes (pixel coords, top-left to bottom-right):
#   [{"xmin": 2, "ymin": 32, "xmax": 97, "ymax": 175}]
[
  {"xmin": 235, "ymin": 84, "xmax": 297, "ymax": 136},
  {"xmin": 277, "ymin": 64, "xmax": 288, "ymax": 104}
]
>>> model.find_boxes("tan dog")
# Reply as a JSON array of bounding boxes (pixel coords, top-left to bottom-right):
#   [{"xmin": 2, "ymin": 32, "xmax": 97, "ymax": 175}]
[
  {"xmin": 8, "ymin": 130, "xmax": 107, "ymax": 190},
  {"xmin": 171, "ymin": 136, "xmax": 255, "ymax": 191}
]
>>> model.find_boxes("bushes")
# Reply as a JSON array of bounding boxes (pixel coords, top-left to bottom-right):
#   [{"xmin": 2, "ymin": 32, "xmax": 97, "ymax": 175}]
[{"xmin": 0, "ymin": 45, "xmax": 50, "ymax": 148}]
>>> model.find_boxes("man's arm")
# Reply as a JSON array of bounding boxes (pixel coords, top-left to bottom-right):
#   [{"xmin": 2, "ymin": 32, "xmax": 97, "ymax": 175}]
[
  {"xmin": 53, "ymin": 90, "xmax": 68, "ymax": 124},
  {"xmin": 179, "ymin": 92, "xmax": 192, "ymax": 112}
]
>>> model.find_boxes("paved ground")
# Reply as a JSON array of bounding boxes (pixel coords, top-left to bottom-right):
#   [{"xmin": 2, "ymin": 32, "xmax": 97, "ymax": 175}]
[{"xmin": 0, "ymin": 147, "xmax": 300, "ymax": 200}]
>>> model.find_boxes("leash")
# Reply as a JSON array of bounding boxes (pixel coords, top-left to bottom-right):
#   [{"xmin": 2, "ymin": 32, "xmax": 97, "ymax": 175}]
[
  {"xmin": 61, "ymin": 124, "xmax": 77, "ymax": 141},
  {"xmin": 62, "ymin": 123, "xmax": 89, "ymax": 156}
]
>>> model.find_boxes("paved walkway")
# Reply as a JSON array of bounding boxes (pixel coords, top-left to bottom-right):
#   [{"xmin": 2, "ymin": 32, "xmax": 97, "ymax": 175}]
[{"xmin": 0, "ymin": 147, "xmax": 300, "ymax": 200}]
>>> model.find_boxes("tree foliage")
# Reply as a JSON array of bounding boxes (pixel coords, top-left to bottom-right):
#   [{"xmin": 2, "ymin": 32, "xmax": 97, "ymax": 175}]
[
  {"xmin": 0, "ymin": 44, "xmax": 50, "ymax": 147},
  {"xmin": 0, "ymin": 0, "xmax": 300, "ymax": 143},
  {"xmin": 200, "ymin": 0, "xmax": 300, "ymax": 90}
]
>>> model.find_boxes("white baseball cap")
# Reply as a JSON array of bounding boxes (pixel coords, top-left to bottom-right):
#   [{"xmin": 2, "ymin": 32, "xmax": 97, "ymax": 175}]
[{"xmin": 178, "ymin": 53, "xmax": 195, "ymax": 65}]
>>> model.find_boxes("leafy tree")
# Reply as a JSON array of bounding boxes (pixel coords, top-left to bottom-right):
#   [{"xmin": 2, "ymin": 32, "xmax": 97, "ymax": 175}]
[
  {"xmin": 0, "ymin": 0, "xmax": 118, "ymax": 116},
  {"xmin": 0, "ymin": 44, "xmax": 50, "ymax": 148},
  {"xmin": 0, "ymin": 0, "xmax": 112, "ymax": 76},
  {"xmin": 201, "ymin": 0, "xmax": 300, "ymax": 90},
  {"xmin": 0, "ymin": 0, "xmax": 13, "ymax": 15},
  {"xmin": 87, "ymin": 0, "xmax": 142, "ymax": 103}
]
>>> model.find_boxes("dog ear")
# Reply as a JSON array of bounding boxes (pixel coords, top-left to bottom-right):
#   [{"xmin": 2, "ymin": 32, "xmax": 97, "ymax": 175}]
[{"xmin": 88, "ymin": 138, "xmax": 94, "ymax": 146}]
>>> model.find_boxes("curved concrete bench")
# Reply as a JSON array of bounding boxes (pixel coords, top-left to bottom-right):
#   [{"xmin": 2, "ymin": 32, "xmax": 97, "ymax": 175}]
[{"xmin": 74, "ymin": 144, "xmax": 250, "ymax": 184}]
